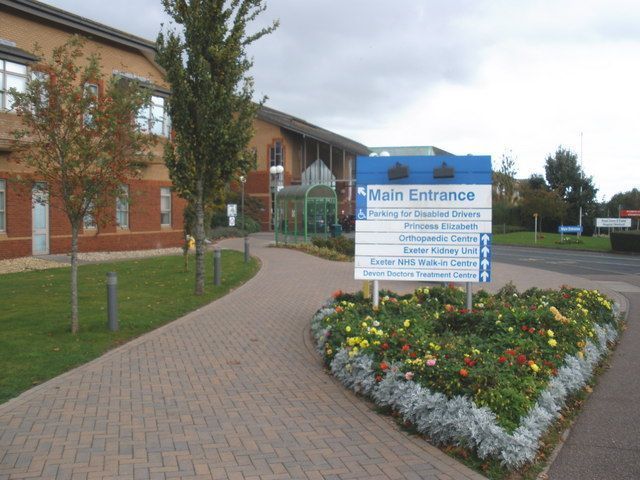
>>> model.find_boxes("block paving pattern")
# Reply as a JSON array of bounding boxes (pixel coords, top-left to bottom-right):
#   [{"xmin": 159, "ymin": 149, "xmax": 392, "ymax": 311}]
[{"xmin": 0, "ymin": 235, "xmax": 487, "ymax": 479}]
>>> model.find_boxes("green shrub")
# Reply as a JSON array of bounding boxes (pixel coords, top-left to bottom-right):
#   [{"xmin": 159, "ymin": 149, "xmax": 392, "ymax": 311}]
[
  {"xmin": 311, "ymin": 236, "xmax": 355, "ymax": 256},
  {"xmin": 610, "ymin": 231, "xmax": 640, "ymax": 252}
]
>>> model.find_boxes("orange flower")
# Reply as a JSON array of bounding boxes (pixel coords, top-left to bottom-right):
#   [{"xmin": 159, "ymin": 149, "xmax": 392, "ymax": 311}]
[
  {"xmin": 334, "ymin": 306, "xmax": 344, "ymax": 313},
  {"xmin": 332, "ymin": 290, "xmax": 343, "ymax": 299},
  {"xmin": 459, "ymin": 368, "xmax": 469, "ymax": 377},
  {"xmin": 380, "ymin": 361, "xmax": 389, "ymax": 371}
]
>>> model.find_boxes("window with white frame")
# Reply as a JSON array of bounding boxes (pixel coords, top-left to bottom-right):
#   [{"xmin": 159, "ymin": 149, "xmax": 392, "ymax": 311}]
[
  {"xmin": 160, "ymin": 187, "xmax": 171, "ymax": 226},
  {"xmin": 116, "ymin": 185, "xmax": 129, "ymax": 228},
  {"xmin": 0, "ymin": 59, "xmax": 28, "ymax": 111},
  {"xmin": 0, "ymin": 179, "xmax": 5, "ymax": 232},
  {"xmin": 83, "ymin": 199, "xmax": 96, "ymax": 230},
  {"xmin": 83, "ymin": 83, "xmax": 98, "ymax": 126},
  {"xmin": 137, "ymin": 95, "xmax": 170, "ymax": 137}
]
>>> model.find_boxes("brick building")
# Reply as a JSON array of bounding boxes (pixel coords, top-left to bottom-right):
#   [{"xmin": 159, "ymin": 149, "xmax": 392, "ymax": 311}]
[{"xmin": 0, "ymin": 0, "xmax": 368, "ymax": 260}]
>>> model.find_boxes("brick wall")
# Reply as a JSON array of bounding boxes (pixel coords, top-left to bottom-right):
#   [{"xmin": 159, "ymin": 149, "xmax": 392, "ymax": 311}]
[{"xmin": 0, "ymin": 172, "xmax": 186, "ymax": 259}]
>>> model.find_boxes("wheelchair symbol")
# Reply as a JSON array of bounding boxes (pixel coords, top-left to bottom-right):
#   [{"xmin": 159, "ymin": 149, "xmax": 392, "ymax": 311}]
[{"xmin": 357, "ymin": 209, "xmax": 366, "ymax": 220}]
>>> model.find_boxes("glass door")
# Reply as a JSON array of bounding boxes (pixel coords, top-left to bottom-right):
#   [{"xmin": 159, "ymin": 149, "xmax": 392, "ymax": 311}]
[{"xmin": 32, "ymin": 183, "xmax": 49, "ymax": 255}]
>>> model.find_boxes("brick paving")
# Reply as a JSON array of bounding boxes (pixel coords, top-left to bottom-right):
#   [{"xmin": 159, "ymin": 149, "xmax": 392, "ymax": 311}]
[
  {"xmin": 0, "ymin": 234, "xmax": 486, "ymax": 480},
  {"xmin": 3, "ymin": 235, "xmax": 626, "ymax": 480}
]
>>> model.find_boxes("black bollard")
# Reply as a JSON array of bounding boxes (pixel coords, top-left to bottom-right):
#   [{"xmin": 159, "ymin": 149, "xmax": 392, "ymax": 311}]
[
  {"xmin": 244, "ymin": 236, "xmax": 250, "ymax": 263},
  {"xmin": 106, "ymin": 272, "xmax": 119, "ymax": 331},
  {"xmin": 213, "ymin": 247, "xmax": 221, "ymax": 286}
]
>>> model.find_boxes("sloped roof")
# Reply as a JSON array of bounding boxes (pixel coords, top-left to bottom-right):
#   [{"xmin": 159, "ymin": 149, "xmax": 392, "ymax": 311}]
[
  {"xmin": 1, "ymin": 0, "xmax": 158, "ymax": 59},
  {"xmin": 369, "ymin": 146, "xmax": 453, "ymax": 156},
  {"xmin": 257, "ymin": 105, "xmax": 370, "ymax": 156}
]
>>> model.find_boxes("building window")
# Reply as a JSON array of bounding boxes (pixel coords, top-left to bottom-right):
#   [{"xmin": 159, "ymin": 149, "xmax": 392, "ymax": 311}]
[
  {"xmin": 269, "ymin": 140, "xmax": 284, "ymax": 167},
  {"xmin": 0, "ymin": 179, "xmax": 5, "ymax": 232},
  {"xmin": 0, "ymin": 60, "xmax": 28, "ymax": 111},
  {"xmin": 137, "ymin": 95, "xmax": 170, "ymax": 137},
  {"xmin": 83, "ymin": 200, "xmax": 96, "ymax": 230},
  {"xmin": 160, "ymin": 187, "xmax": 171, "ymax": 226},
  {"xmin": 83, "ymin": 83, "xmax": 98, "ymax": 125},
  {"xmin": 116, "ymin": 185, "xmax": 129, "ymax": 229}
]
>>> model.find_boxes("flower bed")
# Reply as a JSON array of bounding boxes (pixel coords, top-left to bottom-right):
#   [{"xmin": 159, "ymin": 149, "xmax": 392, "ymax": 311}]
[{"xmin": 311, "ymin": 284, "xmax": 619, "ymax": 469}]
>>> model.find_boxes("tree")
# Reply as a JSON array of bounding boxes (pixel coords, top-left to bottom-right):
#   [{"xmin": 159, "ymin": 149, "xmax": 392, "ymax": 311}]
[
  {"xmin": 519, "ymin": 186, "xmax": 567, "ymax": 232},
  {"xmin": 544, "ymin": 146, "xmax": 598, "ymax": 230},
  {"xmin": 493, "ymin": 150, "xmax": 518, "ymax": 203},
  {"xmin": 156, "ymin": 0, "xmax": 278, "ymax": 295},
  {"xmin": 11, "ymin": 36, "xmax": 155, "ymax": 334}
]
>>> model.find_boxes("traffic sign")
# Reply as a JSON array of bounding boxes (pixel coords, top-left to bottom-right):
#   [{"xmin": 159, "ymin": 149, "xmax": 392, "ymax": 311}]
[
  {"xmin": 227, "ymin": 204, "xmax": 237, "ymax": 217},
  {"xmin": 558, "ymin": 225, "xmax": 583, "ymax": 234},
  {"xmin": 596, "ymin": 218, "xmax": 631, "ymax": 228},
  {"xmin": 354, "ymin": 155, "xmax": 492, "ymax": 283}
]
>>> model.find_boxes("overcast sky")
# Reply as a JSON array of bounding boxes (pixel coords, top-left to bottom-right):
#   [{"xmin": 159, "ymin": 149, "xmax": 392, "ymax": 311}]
[{"xmin": 44, "ymin": 0, "xmax": 640, "ymax": 201}]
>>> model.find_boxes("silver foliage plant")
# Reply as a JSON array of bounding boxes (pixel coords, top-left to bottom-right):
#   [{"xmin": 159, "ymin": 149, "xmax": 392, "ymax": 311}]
[{"xmin": 311, "ymin": 299, "xmax": 621, "ymax": 469}]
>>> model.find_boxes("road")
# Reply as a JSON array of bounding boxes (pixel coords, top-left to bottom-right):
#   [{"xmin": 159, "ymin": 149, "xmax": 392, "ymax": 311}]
[
  {"xmin": 494, "ymin": 245, "xmax": 640, "ymax": 480},
  {"xmin": 492, "ymin": 245, "xmax": 640, "ymax": 277}
]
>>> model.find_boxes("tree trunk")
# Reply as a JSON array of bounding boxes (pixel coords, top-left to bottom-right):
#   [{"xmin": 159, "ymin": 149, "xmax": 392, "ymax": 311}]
[
  {"xmin": 194, "ymin": 180, "xmax": 205, "ymax": 295},
  {"xmin": 70, "ymin": 222, "xmax": 79, "ymax": 334}
]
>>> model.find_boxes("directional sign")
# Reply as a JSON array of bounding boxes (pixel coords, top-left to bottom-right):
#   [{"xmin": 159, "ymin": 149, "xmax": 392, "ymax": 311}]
[
  {"xmin": 354, "ymin": 155, "xmax": 492, "ymax": 283},
  {"xmin": 558, "ymin": 225, "xmax": 583, "ymax": 234},
  {"xmin": 620, "ymin": 210, "xmax": 640, "ymax": 218},
  {"xmin": 596, "ymin": 218, "xmax": 631, "ymax": 228}
]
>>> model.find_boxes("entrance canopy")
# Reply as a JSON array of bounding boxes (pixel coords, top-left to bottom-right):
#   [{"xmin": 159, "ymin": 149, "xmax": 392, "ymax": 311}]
[{"xmin": 274, "ymin": 185, "xmax": 337, "ymax": 244}]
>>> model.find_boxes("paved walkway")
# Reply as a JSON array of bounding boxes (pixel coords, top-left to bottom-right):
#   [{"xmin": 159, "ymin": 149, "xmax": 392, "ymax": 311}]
[{"xmin": 0, "ymin": 234, "xmax": 628, "ymax": 479}]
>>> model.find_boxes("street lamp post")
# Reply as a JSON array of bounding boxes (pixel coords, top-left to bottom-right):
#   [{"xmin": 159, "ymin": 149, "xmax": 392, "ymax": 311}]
[
  {"xmin": 239, "ymin": 175, "xmax": 246, "ymax": 235},
  {"xmin": 269, "ymin": 164, "xmax": 284, "ymax": 230}
]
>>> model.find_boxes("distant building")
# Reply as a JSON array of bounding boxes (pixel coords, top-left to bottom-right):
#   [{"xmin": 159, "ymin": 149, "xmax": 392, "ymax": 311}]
[{"xmin": 368, "ymin": 146, "xmax": 453, "ymax": 157}]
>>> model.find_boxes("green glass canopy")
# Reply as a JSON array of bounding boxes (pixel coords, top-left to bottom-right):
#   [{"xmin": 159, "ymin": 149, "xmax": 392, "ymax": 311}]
[{"xmin": 274, "ymin": 184, "xmax": 337, "ymax": 244}]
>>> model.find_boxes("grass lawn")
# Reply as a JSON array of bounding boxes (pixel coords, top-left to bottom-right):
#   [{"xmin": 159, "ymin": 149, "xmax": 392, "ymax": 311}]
[
  {"xmin": 492, "ymin": 231, "xmax": 612, "ymax": 252},
  {"xmin": 0, "ymin": 250, "xmax": 259, "ymax": 404}
]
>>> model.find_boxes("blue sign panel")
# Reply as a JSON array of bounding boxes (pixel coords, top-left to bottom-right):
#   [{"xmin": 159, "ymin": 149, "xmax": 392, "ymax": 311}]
[
  {"xmin": 558, "ymin": 225, "xmax": 583, "ymax": 234},
  {"xmin": 355, "ymin": 155, "xmax": 492, "ymax": 283}
]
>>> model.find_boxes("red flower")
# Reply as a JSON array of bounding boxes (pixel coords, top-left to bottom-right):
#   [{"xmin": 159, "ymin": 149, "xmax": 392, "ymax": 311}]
[
  {"xmin": 505, "ymin": 349, "xmax": 517, "ymax": 356},
  {"xmin": 459, "ymin": 368, "xmax": 469, "ymax": 377},
  {"xmin": 498, "ymin": 356, "xmax": 507, "ymax": 363},
  {"xmin": 334, "ymin": 306, "xmax": 344, "ymax": 313},
  {"xmin": 388, "ymin": 297, "xmax": 398, "ymax": 303},
  {"xmin": 529, "ymin": 305, "xmax": 538, "ymax": 310},
  {"xmin": 332, "ymin": 290, "xmax": 343, "ymax": 299},
  {"xmin": 539, "ymin": 329, "xmax": 546, "ymax": 336},
  {"xmin": 517, "ymin": 354, "xmax": 527, "ymax": 365},
  {"xmin": 375, "ymin": 375, "xmax": 383, "ymax": 382},
  {"xmin": 468, "ymin": 360, "xmax": 477, "ymax": 367},
  {"xmin": 464, "ymin": 357, "xmax": 472, "ymax": 365},
  {"xmin": 380, "ymin": 361, "xmax": 389, "ymax": 371},
  {"xmin": 401, "ymin": 344, "xmax": 411, "ymax": 352},
  {"xmin": 562, "ymin": 293, "xmax": 571, "ymax": 299},
  {"xmin": 381, "ymin": 343, "xmax": 389, "ymax": 350},
  {"xmin": 528, "ymin": 327, "xmax": 536, "ymax": 334},
  {"xmin": 521, "ymin": 325, "xmax": 528, "ymax": 331},
  {"xmin": 409, "ymin": 352, "xmax": 418, "ymax": 359}
]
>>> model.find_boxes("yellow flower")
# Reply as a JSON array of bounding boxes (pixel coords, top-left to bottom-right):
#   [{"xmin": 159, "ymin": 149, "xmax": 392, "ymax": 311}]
[
  {"xmin": 360, "ymin": 339, "xmax": 370, "ymax": 348},
  {"xmin": 548, "ymin": 339, "xmax": 557, "ymax": 347},
  {"xmin": 345, "ymin": 326, "xmax": 351, "ymax": 333},
  {"xmin": 404, "ymin": 319, "xmax": 411, "ymax": 328},
  {"xmin": 577, "ymin": 351, "xmax": 584, "ymax": 359},
  {"xmin": 547, "ymin": 329, "xmax": 554, "ymax": 337},
  {"xmin": 508, "ymin": 327, "xmax": 514, "ymax": 333},
  {"xmin": 530, "ymin": 363, "xmax": 540, "ymax": 373},
  {"xmin": 361, "ymin": 322, "xmax": 368, "ymax": 328},
  {"xmin": 326, "ymin": 349, "xmax": 333, "ymax": 355}
]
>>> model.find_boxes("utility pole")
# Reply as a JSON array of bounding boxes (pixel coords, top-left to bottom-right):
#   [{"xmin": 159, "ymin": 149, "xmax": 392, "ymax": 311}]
[{"xmin": 578, "ymin": 132, "xmax": 583, "ymax": 237}]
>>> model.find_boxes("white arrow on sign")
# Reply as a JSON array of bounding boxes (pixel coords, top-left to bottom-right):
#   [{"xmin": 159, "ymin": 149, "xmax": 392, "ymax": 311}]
[
  {"xmin": 357, "ymin": 187, "xmax": 366, "ymax": 196},
  {"xmin": 481, "ymin": 245, "xmax": 490, "ymax": 258},
  {"xmin": 481, "ymin": 271, "xmax": 490, "ymax": 281},
  {"xmin": 481, "ymin": 258, "xmax": 490, "ymax": 269},
  {"xmin": 481, "ymin": 234, "xmax": 491, "ymax": 245}
]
